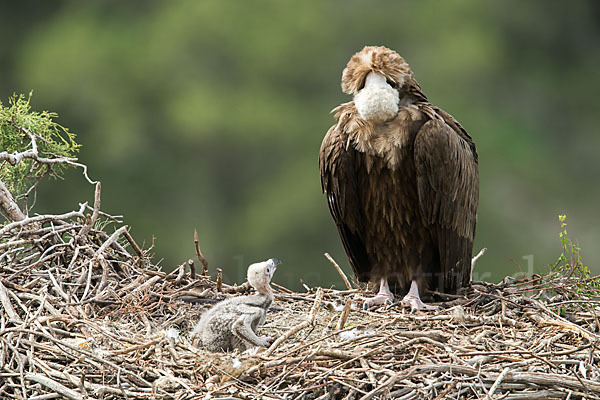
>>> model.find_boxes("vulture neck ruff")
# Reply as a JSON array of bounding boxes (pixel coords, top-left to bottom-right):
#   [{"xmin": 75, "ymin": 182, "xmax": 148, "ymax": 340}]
[
  {"xmin": 343, "ymin": 101, "xmax": 425, "ymax": 171},
  {"xmin": 353, "ymin": 72, "xmax": 399, "ymax": 124}
]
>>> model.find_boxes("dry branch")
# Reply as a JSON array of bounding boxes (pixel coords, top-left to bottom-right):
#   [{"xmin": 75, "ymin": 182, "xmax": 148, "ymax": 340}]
[
  {"xmin": 194, "ymin": 229, "xmax": 209, "ymax": 276},
  {"xmin": 0, "ymin": 180, "xmax": 26, "ymax": 221},
  {"xmin": 187, "ymin": 259, "xmax": 196, "ymax": 279},
  {"xmin": 324, "ymin": 252, "xmax": 353, "ymax": 290},
  {"xmin": 25, "ymin": 374, "xmax": 83, "ymax": 400},
  {"xmin": 215, "ymin": 268, "xmax": 223, "ymax": 292},
  {"xmin": 265, "ymin": 288, "xmax": 323, "ymax": 356},
  {"xmin": 336, "ymin": 296, "xmax": 352, "ymax": 330},
  {"xmin": 77, "ymin": 181, "xmax": 101, "ymax": 238}
]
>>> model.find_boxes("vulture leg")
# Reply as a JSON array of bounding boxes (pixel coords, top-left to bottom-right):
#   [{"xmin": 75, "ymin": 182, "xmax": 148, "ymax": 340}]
[
  {"xmin": 363, "ymin": 279, "xmax": 394, "ymax": 309},
  {"xmin": 400, "ymin": 280, "xmax": 439, "ymax": 313}
]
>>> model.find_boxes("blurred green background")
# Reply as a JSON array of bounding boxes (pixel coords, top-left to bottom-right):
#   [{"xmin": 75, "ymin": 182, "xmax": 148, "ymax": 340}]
[{"xmin": 1, "ymin": 1, "xmax": 598, "ymax": 290}]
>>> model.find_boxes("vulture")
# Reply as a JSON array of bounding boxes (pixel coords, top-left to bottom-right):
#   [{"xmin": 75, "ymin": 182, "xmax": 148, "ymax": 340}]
[{"xmin": 319, "ymin": 46, "xmax": 478, "ymax": 310}]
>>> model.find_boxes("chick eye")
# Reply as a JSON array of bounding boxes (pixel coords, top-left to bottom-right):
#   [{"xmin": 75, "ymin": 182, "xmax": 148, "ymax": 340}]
[{"xmin": 386, "ymin": 78, "xmax": 397, "ymax": 88}]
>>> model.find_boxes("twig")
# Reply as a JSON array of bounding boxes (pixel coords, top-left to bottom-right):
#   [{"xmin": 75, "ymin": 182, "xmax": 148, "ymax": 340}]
[
  {"xmin": 324, "ymin": 253, "xmax": 353, "ymax": 290},
  {"xmin": 471, "ymin": 247, "xmax": 487, "ymax": 272},
  {"xmin": 194, "ymin": 229, "xmax": 209, "ymax": 275},
  {"xmin": 215, "ymin": 268, "xmax": 223, "ymax": 292},
  {"xmin": 188, "ymin": 259, "xmax": 196, "ymax": 279},
  {"xmin": 484, "ymin": 367, "xmax": 510, "ymax": 399},
  {"xmin": 265, "ymin": 288, "xmax": 323, "ymax": 356},
  {"xmin": 308, "ymin": 288, "xmax": 323, "ymax": 323},
  {"xmin": 0, "ymin": 281, "xmax": 21, "ymax": 322},
  {"xmin": 77, "ymin": 182, "xmax": 101, "ymax": 238},
  {"xmin": 110, "ymin": 336, "xmax": 163, "ymax": 355},
  {"xmin": 0, "ymin": 127, "xmax": 96, "ymax": 185},
  {"xmin": 272, "ymin": 282, "xmax": 293, "ymax": 294},
  {"xmin": 359, "ymin": 358, "xmax": 377, "ymax": 387},
  {"xmin": 123, "ymin": 228, "xmax": 144, "ymax": 258},
  {"xmin": 0, "ymin": 203, "xmax": 86, "ymax": 236},
  {"xmin": 95, "ymin": 225, "xmax": 128, "ymax": 256},
  {"xmin": 122, "ymin": 276, "xmax": 161, "ymax": 301},
  {"xmin": 336, "ymin": 297, "xmax": 352, "ymax": 330},
  {"xmin": 25, "ymin": 373, "xmax": 83, "ymax": 400}
]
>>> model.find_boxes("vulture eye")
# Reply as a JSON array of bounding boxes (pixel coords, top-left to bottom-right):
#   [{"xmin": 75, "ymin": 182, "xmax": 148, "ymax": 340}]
[{"xmin": 386, "ymin": 78, "xmax": 397, "ymax": 88}]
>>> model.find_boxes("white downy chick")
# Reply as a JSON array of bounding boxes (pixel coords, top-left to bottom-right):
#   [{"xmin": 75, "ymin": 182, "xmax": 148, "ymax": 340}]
[{"xmin": 193, "ymin": 258, "xmax": 280, "ymax": 352}]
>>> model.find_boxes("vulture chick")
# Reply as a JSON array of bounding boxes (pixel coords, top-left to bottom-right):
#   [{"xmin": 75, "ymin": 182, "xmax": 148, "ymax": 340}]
[
  {"xmin": 193, "ymin": 258, "xmax": 280, "ymax": 351},
  {"xmin": 319, "ymin": 46, "xmax": 478, "ymax": 310}
]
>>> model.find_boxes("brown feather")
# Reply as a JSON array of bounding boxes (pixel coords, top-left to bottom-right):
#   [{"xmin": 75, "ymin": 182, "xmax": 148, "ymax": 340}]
[{"xmin": 320, "ymin": 46, "xmax": 478, "ymax": 296}]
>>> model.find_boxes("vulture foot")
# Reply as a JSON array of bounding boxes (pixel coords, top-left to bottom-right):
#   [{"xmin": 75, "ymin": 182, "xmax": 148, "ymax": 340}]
[
  {"xmin": 400, "ymin": 294, "xmax": 439, "ymax": 313},
  {"xmin": 363, "ymin": 293, "xmax": 394, "ymax": 309},
  {"xmin": 362, "ymin": 278, "xmax": 394, "ymax": 310},
  {"xmin": 399, "ymin": 280, "xmax": 439, "ymax": 313}
]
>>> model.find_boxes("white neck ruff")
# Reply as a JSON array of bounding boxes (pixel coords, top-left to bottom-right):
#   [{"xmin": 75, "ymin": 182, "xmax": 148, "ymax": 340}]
[{"xmin": 353, "ymin": 72, "xmax": 399, "ymax": 123}]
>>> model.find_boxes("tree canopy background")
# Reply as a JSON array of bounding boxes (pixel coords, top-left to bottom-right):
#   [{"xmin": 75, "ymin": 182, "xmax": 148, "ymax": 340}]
[{"xmin": 1, "ymin": 0, "xmax": 598, "ymax": 290}]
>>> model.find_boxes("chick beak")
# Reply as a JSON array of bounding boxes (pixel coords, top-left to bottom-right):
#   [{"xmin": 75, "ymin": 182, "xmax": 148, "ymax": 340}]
[{"xmin": 269, "ymin": 258, "xmax": 281, "ymax": 269}]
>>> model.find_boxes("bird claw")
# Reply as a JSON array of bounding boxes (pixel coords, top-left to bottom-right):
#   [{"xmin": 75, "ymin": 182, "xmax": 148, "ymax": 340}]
[
  {"xmin": 259, "ymin": 336, "xmax": 275, "ymax": 347},
  {"xmin": 400, "ymin": 294, "xmax": 440, "ymax": 313},
  {"xmin": 362, "ymin": 293, "xmax": 394, "ymax": 310}
]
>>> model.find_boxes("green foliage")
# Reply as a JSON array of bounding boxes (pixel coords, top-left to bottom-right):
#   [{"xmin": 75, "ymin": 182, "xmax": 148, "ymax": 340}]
[
  {"xmin": 553, "ymin": 215, "xmax": 589, "ymax": 279},
  {"xmin": 545, "ymin": 215, "xmax": 600, "ymax": 301},
  {"xmin": 0, "ymin": 93, "xmax": 79, "ymax": 196}
]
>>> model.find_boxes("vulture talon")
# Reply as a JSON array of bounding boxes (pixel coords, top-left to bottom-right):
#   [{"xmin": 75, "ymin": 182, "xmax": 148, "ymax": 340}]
[
  {"xmin": 362, "ymin": 293, "xmax": 394, "ymax": 310},
  {"xmin": 400, "ymin": 280, "xmax": 440, "ymax": 313},
  {"xmin": 401, "ymin": 295, "xmax": 439, "ymax": 313},
  {"xmin": 362, "ymin": 278, "xmax": 394, "ymax": 310}
]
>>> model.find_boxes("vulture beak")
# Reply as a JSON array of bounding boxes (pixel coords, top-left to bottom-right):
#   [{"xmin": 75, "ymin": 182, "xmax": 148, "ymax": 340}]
[
  {"xmin": 353, "ymin": 71, "xmax": 400, "ymax": 123},
  {"xmin": 362, "ymin": 71, "xmax": 390, "ymax": 90},
  {"xmin": 268, "ymin": 258, "xmax": 281, "ymax": 269}
]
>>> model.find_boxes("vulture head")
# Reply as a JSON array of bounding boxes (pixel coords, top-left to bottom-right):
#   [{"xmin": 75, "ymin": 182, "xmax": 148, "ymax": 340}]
[
  {"xmin": 341, "ymin": 46, "xmax": 413, "ymax": 123},
  {"xmin": 247, "ymin": 258, "xmax": 280, "ymax": 294}
]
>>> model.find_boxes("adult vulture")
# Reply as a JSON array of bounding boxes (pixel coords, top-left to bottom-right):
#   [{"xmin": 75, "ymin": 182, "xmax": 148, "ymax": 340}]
[{"xmin": 319, "ymin": 46, "xmax": 479, "ymax": 310}]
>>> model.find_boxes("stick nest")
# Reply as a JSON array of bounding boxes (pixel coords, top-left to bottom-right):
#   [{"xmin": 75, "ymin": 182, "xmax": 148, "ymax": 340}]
[{"xmin": 1, "ymin": 207, "xmax": 600, "ymax": 400}]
